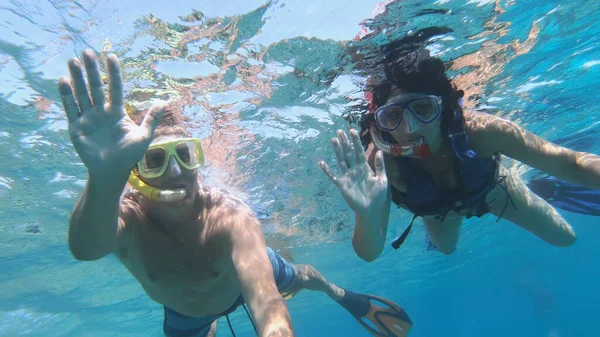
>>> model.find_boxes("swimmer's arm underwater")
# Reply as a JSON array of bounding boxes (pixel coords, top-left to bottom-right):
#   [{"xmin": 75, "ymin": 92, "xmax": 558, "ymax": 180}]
[
  {"xmin": 466, "ymin": 112, "xmax": 600, "ymax": 189},
  {"xmin": 69, "ymin": 172, "xmax": 130, "ymax": 261},
  {"xmin": 58, "ymin": 51, "xmax": 166, "ymax": 261},
  {"xmin": 230, "ymin": 213, "xmax": 295, "ymax": 337},
  {"xmin": 319, "ymin": 130, "xmax": 391, "ymax": 262},
  {"xmin": 353, "ymin": 143, "xmax": 391, "ymax": 262},
  {"xmin": 353, "ymin": 210, "xmax": 390, "ymax": 262}
]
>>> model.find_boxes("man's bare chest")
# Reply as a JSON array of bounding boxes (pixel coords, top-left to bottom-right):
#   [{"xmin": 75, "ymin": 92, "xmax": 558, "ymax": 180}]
[{"xmin": 116, "ymin": 225, "xmax": 241, "ymax": 316}]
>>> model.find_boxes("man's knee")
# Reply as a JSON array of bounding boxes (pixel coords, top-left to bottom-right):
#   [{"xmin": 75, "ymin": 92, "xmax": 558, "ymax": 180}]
[
  {"xmin": 288, "ymin": 264, "xmax": 322, "ymax": 292},
  {"xmin": 291, "ymin": 264, "xmax": 309, "ymax": 284}
]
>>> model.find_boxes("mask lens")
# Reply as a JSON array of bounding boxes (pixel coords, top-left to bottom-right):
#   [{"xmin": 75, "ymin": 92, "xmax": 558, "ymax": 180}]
[
  {"xmin": 175, "ymin": 142, "xmax": 192, "ymax": 164},
  {"xmin": 136, "ymin": 138, "xmax": 204, "ymax": 177},
  {"xmin": 376, "ymin": 105, "xmax": 404, "ymax": 131},
  {"xmin": 144, "ymin": 148, "xmax": 166, "ymax": 170},
  {"xmin": 409, "ymin": 98, "xmax": 439, "ymax": 122},
  {"xmin": 175, "ymin": 140, "xmax": 204, "ymax": 169}
]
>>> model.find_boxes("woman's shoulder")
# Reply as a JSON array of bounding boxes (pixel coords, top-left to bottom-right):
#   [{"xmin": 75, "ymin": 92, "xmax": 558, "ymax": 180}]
[
  {"xmin": 463, "ymin": 110, "xmax": 518, "ymax": 135},
  {"xmin": 462, "ymin": 110, "xmax": 513, "ymax": 157}
]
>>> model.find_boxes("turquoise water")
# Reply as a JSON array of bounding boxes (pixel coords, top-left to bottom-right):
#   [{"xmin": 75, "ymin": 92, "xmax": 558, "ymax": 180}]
[{"xmin": 1, "ymin": 0, "xmax": 599, "ymax": 336}]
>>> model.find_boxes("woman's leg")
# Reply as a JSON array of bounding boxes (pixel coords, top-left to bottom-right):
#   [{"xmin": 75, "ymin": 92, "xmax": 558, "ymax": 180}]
[
  {"xmin": 423, "ymin": 216, "xmax": 462, "ymax": 254},
  {"xmin": 488, "ymin": 166, "xmax": 576, "ymax": 246}
]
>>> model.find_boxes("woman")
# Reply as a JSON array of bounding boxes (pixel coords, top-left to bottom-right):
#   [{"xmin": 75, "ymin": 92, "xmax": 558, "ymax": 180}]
[{"xmin": 319, "ymin": 45, "xmax": 600, "ymax": 261}]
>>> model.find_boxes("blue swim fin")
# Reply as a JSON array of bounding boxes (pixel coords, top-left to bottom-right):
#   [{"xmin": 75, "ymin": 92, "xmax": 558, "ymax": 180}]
[{"xmin": 527, "ymin": 176, "xmax": 600, "ymax": 216}]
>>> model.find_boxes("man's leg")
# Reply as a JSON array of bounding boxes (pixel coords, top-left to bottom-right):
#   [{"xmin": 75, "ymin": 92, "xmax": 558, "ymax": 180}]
[
  {"xmin": 266, "ymin": 247, "xmax": 413, "ymax": 337},
  {"xmin": 266, "ymin": 247, "xmax": 344, "ymax": 301},
  {"xmin": 287, "ymin": 264, "xmax": 345, "ymax": 300}
]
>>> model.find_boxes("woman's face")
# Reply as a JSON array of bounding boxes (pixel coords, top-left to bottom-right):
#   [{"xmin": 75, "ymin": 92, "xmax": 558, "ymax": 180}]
[{"xmin": 382, "ymin": 86, "xmax": 444, "ymax": 154}]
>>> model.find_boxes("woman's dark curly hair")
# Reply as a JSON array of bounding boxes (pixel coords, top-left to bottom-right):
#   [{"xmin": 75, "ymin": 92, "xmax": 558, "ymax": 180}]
[{"xmin": 353, "ymin": 27, "xmax": 464, "ymax": 145}]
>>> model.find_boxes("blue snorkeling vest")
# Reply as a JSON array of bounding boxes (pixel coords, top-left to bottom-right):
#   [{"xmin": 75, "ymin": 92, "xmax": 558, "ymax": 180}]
[{"xmin": 388, "ymin": 108, "xmax": 500, "ymax": 249}]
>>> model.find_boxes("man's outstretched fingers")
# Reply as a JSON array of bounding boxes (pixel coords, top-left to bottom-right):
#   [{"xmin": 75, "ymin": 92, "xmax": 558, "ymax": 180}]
[
  {"xmin": 68, "ymin": 58, "xmax": 92, "ymax": 112},
  {"xmin": 141, "ymin": 103, "xmax": 167, "ymax": 138},
  {"xmin": 58, "ymin": 77, "xmax": 80, "ymax": 123},
  {"xmin": 141, "ymin": 102, "xmax": 168, "ymax": 139},
  {"xmin": 106, "ymin": 54, "xmax": 124, "ymax": 108},
  {"xmin": 82, "ymin": 50, "xmax": 105, "ymax": 108}
]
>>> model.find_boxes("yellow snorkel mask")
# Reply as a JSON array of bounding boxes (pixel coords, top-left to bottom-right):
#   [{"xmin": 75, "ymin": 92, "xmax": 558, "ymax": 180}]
[
  {"xmin": 123, "ymin": 100, "xmax": 205, "ymax": 202},
  {"xmin": 128, "ymin": 137, "xmax": 205, "ymax": 202}
]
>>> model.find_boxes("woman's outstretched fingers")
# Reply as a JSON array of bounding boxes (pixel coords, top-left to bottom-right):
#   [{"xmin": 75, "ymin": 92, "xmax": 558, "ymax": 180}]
[
  {"xmin": 374, "ymin": 150, "xmax": 386, "ymax": 178},
  {"xmin": 337, "ymin": 129, "xmax": 356, "ymax": 167},
  {"xmin": 332, "ymin": 137, "xmax": 348, "ymax": 174},
  {"xmin": 349, "ymin": 129, "xmax": 366, "ymax": 164},
  {"xmin": 319, "ymin": 161, "xmax": 338, "ymax": 185}
]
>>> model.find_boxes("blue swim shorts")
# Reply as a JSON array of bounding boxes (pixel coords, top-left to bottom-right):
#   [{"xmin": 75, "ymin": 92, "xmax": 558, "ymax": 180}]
[{"xmin": 163, "ymin": 247, "xmax": 295, "ymax": 337}]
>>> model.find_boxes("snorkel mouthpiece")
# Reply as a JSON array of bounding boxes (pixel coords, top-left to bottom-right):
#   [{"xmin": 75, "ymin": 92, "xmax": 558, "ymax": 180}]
[
  {"xmin": 370, "ymin": 125, "xmax": 431, "ymax": 159},
  {"xmin": 155, "ymin": 188, "xmax": 187, "ymax": 202},
  {"xmin": 389, "ymin": 141, "xmax": 431, "ymax": 158},
  {"xmin": 128, "ymin": 173, "xmax": 187, "ymax": 202}
]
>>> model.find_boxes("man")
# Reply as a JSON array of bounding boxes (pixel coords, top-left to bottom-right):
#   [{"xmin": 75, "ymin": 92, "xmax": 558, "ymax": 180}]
[{"xmin": 58, "ymin": 49, "xmax": 411, "ymax": 337}]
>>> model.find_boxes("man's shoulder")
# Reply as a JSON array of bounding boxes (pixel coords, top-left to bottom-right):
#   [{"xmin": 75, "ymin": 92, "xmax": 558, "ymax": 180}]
[
  {"xmin": 199, "ymin": 185, "xmax": 255, "ymax": 217},
  {"xmin": 198, "ymin": 186, "xmax": 262, "ymax": 247},
  {"xmin": 199, "ymin": 185, "xmax": 246, "ymax": 203}
]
